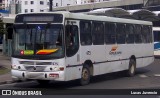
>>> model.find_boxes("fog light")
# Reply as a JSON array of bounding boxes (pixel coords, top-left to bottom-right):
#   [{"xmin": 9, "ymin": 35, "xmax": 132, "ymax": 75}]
[{"xmin": 18, "ymin": 66, "xmax": 21, "ymax": 69}]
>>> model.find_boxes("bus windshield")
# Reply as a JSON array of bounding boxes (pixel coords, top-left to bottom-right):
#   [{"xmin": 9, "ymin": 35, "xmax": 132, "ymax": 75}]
[{"xmin": 13, "ymin": 24, "xmax": 64, "ymax": 59}]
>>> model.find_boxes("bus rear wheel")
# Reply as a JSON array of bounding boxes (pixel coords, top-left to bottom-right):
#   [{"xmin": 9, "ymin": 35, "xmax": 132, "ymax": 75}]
[
  {"xmin": 127, "ymin": 59, "xmax": 136, "ymax": 77},
  {"xmin": 80, "ymin": 65, "xmax": 90, "ymax": 86}
]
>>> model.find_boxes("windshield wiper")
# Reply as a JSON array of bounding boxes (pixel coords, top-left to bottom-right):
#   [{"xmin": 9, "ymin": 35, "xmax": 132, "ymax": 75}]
[
  {"xmin": 43, "ymin": 24, "xmax": 50, "ymax": 49},
  {"xmin": 24, "ymin": 24, "xmax": 27, "ymax": 50}
]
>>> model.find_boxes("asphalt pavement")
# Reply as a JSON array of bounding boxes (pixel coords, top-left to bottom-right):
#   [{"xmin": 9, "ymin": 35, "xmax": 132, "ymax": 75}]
[{"xmin": 0, "ymin": 52, "xmax": 22, "ymax": 84}]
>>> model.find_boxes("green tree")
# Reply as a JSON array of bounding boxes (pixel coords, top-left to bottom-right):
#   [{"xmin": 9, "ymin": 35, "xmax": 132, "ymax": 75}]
[{"xmin": 0, "ymin": 19, "xmax": 6, "ymax": 35}]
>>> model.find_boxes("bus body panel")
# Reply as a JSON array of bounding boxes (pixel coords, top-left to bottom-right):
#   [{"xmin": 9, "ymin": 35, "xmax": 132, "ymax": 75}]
[
  {"xmin": 64, "ymin": 20, "xmax": 82, "ymax": 81},
  {"xmin": 11, "ymin": 57, "xmax": 66, "ymax": 81}
]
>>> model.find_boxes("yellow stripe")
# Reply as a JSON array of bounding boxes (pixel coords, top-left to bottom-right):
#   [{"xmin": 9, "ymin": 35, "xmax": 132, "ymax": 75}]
[{"xmin": 36, "ymin": 49, "xmax": 58, "ymax": 54}]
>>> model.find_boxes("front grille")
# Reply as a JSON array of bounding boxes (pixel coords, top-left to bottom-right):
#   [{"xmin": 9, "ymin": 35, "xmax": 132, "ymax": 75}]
[
  {"xmin": 25, "ymin": 66, "xmax": 46, "ymax": 72},
  {"xmin": 19, "ymin": 61, "xmax": 52, "ymax": 65},
  {"xmin": 19, "ymin": 61, "xmax": 34, "ymax": 65},
  {"xmin": 36, "ymin": 62, "xmax": 52, "ymax": 65}
]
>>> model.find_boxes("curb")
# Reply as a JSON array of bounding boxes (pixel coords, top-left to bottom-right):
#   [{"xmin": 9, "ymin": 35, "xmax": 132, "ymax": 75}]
[
  {"xmin": 0, "ymin": 79, "xmax": 29, "ymax": 85},
  {"xmin": 0, "ymin": 80, "xmax": 23, "ymax": 85}
]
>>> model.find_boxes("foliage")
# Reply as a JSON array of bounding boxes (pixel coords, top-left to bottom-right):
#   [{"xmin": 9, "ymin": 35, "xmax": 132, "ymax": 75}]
[{"xmin": 0, "ymin": 19, "xmax": 6, "ymax": 35}]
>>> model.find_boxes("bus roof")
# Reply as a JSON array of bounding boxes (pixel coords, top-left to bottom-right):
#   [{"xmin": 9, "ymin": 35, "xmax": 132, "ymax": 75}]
[{"xmin": 17, "ymin": 11, "xmax": 152, "ymax": 25}]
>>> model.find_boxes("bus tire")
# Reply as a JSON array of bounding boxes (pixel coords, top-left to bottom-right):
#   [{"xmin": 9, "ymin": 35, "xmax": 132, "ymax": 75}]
[
  {"xmin": 37, "ymin": 80, "xmax": 50, "ymax": 85},
  {"xmin": 80, "ymin": 65, "xmax": 90, "ymax": 86},
  {"xmin": 127, "ymin": 59, "xmax": 136, "ymax": 77}
]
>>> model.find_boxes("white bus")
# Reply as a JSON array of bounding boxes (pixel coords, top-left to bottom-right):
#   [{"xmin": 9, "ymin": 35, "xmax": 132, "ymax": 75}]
[
  {"xmin": 11, "ymin": 11, "xmax": 154, "ymax": 85},
  {"xmin": 153, "ymin": 27, "xmax": 160, "ymax": 57}
]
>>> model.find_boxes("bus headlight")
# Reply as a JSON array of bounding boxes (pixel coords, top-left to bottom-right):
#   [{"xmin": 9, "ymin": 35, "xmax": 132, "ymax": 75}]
[
  {"xmin": 51, "ymin": 66, "xmax": 64, "ymax": 71},
  {"xmin": 12, "ymin": 65, "xmax": 18, "ymax": 70},
  {"xmin": 53, "ymin": 67, "xmax": 59, "ymax": 71}
]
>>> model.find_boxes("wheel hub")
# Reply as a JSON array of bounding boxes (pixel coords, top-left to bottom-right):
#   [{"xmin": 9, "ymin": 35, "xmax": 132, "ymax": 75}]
[{"xmin": 82, "ymin": 69, "xmax": 89, "ymax": 80}]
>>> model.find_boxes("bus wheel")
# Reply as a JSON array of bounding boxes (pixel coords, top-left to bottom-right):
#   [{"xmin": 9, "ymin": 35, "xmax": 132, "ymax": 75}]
[
  {"xmin": 36, "ymin": 80, "xmax": 50, "ymax": 85},
  {"xmin": 80, "ymin": 65, "xmax": 90, "ymax": 85},
  {"xmin": 127, "ymin": 59, "xmax": 136, "ymax": 77}
]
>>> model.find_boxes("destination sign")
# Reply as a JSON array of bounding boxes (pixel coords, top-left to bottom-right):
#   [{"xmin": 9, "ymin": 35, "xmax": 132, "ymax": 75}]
[{"xmin": 15, "ymin": 14, "xmax": 63, "ymax": 23}]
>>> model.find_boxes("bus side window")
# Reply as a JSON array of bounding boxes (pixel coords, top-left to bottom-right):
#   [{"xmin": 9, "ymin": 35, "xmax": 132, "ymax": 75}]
[
  {"xmin": 65, "ymin": 25, "xmax": 79, "ymax": 57},
  {"xmin": 149, "ymin": 26, "xmax": 153, "ymax": 43},
  {"xmin": 80, "ymin": 21, "xmax": 92, "ymax": 45},
  {"xmin": 135, "ymin": 25, "xmax": 142, "ymax": 43},
  {"xmin": 105, "ymin": 23, "xmax": 116, "ymax": 44},
  {"xmin": 116, "ymin": 23, "xmax": 126, "ymax": 44},
  {"xmin": 142, "ymin": 25, "xmax": 148, "ymax": 43},
  {"xmin": 126, "ymin": 24, "xmax": 134, "ymax": 44},
  {"xmin": 92, "ymin": 22, "xmax": 104, "ymax": 45},
  {"xmin": 143, "ymin": 25, "xmax": 152, "ymax": 43}
]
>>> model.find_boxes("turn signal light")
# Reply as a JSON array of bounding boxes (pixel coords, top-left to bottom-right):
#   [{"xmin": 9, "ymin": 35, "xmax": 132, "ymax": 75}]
[{"xmin": 59, "ymin": 67, "xmax": 64, "ymax": 71}]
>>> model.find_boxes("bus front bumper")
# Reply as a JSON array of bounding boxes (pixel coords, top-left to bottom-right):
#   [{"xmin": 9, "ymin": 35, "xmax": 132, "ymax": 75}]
[{"xmin": 11, "ymin": 70, "xmax": 65, "ymax": 81}]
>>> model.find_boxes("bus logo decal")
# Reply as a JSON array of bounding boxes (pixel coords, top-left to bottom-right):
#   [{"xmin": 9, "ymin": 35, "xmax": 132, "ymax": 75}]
[
  {"xmin": 109, "ymin": 46, "xmax": 122, "ymax": 55},
  {"xmin": 36, "ymin": 49, "xmax": 58, "ymax": 55},
  {"xmin": 111, "ymin": 46, "xmax": 118, "ymax": 52}
]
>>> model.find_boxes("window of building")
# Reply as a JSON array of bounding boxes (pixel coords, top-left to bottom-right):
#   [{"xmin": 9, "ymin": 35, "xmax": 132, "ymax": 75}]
[
  {"xmin": 56, "ymin": 3, "xmax": 58, "ymax": 7},
  {"xmin": 80, "ymin": 21, "xmax": 92, "ymax": 45},
  {"xmin": 91, "ymin": 0, "xmax": 94, "ymax": 2},
  {"xmin": 30, "ymin": 9, "xmax": 34, "ymax": 12},
  {"xmin": 25, "ymin": 1, "xmax": 28, "ymax": 5},
  {"xmin": 30, "ymin": 1, "xmax": 34, "ymax": 4},
  {"xmin": 92, "ymin": 22, "xmax": 104, "ymax": 45},
  {"xmin": 105, "ymin": 23, "xmax": 116, "ymax": 44},
  {"xmin": 40, "ymin": 1, "xmax": 44, "ymax": 5},
  {"xmin": 24, "ymin": 9, "xmax": 28, "ymax": 13},
  {"xmin": 40, "ymin": 9, "xmax": 44, "ymax": 12},
  {"xmin": 47, "ymin": 2, "xmax": 49, "ymax": 5}
]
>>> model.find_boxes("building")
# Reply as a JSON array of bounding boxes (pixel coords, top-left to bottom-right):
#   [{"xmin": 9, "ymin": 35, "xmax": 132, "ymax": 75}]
[
  {"xmin": 20, "ymin": 0, "xmax": 49, "ymax": 13},
  {"xmin": 4, "ymin": 0, "xmax": 120, "ymax": 14},
  {"xmin": 0, "ymin": 0, "xmax": 5, "ymax": 10},
  {"xmin": 7, "ymin": 0, "xmax": 79, "ymax": 14},
  {"xmin": 3, "ymin": 0, "xmax": 9, "ymax": 10},
  {"xmin": 53, "ymin": 0, "xmax": 77, "ymax": 7},
  {"xmin": 54, "ymin": 0, "xmax": 144, "ymax": 12},
  {"xmin": 8, "ymin": 0, "xmax": 49, "ymax": 13}
]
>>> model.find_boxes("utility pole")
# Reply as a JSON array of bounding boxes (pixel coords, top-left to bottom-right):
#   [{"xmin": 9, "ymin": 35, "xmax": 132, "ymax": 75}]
[{"xmin": 49, "ymin": 0, "xmax": 53, "ymax": 11}]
